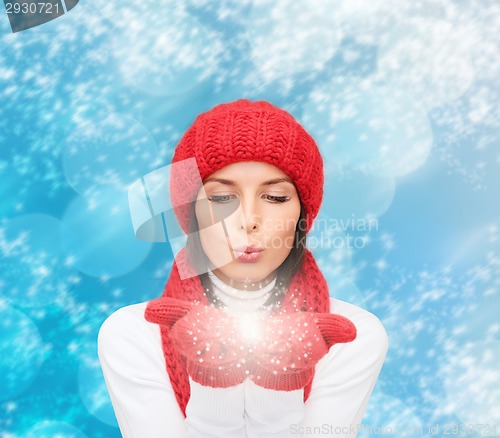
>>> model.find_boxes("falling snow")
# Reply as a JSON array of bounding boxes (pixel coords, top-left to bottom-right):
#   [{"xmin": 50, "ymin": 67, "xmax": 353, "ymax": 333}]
[{"xmin": 1, "ymin": 0, "xmax": 499, "ymax": 436}]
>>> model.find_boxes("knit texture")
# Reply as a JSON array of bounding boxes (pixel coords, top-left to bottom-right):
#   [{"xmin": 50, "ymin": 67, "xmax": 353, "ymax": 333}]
[
  {"xmin": 145, "ymin": 247, "xmax": 355, "ymax": 418},
  {"xmin": 169, "ymin": 99, "xmax": 324, "ymax": 234},
  {"xmin": 146, "ymin": 296, "xmax": 357, "ymax": 391}
]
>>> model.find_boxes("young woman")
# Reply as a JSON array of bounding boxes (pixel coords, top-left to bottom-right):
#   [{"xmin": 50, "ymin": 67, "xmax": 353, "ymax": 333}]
[{"xmin": 98, "ymin": 99, "xmax": 388, "ymax": 438}]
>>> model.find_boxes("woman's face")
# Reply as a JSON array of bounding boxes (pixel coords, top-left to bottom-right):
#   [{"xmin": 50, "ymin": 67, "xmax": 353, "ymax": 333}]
[{"xmin": 194, "ymin": 161, "xmax": 301, "ymax": 290}]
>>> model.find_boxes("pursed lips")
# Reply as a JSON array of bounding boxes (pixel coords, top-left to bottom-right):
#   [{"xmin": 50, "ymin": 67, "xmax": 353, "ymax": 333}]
[{"xmin": 233, "ymin": 246, "xmax": 264, "ymax": 254}]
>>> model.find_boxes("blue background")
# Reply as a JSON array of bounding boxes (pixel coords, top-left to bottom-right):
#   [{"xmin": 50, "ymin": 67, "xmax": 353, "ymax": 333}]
[{"xmin": 0, "ymin": 0, "xmax": 499, "ymax": 436}]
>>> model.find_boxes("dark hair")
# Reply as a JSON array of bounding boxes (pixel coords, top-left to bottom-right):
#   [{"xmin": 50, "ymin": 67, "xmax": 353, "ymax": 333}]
[{"xmin": 185, "ymin": 202, "xmax": 307, "ymax": 311}]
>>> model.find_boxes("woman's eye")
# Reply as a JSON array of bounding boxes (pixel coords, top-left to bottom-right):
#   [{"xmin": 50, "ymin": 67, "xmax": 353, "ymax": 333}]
[
  {"xmin": 264, "ymin": 195, "xmax": 290, "ymax": 203},
  {"xmin": 208, "ymin": 195, "xmax": 236, "ymax": 203}
]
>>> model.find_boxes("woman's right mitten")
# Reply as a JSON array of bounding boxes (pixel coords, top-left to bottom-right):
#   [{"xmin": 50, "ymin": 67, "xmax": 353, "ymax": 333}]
[
  {"xmin": 146, "ymin": 297, "xmax": 247, "ymax": 388},
  {"xmin": 167, "ymin": 301, "xmax": 248, "ymax": 388},
  {"xmin": 144, "ymin": 296, "xmax": 194, "ymax": 329},
  {"xmin": 146, "ymin": 297, "xmax": 247, "ymax": 437}
]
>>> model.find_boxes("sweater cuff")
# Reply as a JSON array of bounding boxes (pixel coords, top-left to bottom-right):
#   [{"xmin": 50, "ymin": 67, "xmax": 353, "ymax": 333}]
[
  {"xmin": 244, "ymin": 378, "xmax": 305, "ymax": 436},
  {"xmin": 185, "ymin": 377, "xmax": 246, "ymax": 437}
]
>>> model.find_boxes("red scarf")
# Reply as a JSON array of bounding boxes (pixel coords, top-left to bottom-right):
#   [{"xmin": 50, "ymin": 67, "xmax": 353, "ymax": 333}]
[{"xmin": 145, "ymin": 247, "xmax": 333, "ymax": 418}]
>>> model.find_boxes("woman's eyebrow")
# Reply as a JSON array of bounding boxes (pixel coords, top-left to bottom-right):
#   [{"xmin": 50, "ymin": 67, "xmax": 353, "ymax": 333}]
[
  {"xmin": 203, "ymin": 177, "xmax": 294, "ymax": 186},
  {"xmin": 260, "ymin": 177, "xmax": 294, "ymax": 186},
  {"xmin": 204, "ymin": 177, "xmax": 235, "ymax": 186}
]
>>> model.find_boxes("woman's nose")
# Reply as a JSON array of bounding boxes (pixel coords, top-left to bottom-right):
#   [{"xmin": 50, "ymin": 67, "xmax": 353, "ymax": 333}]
[{"xmin": 238, "ymin": 199, "xmax": 260, "ymax": 232}]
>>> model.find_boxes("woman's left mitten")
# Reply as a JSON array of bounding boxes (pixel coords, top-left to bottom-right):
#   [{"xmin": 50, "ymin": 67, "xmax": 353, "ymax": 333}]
[{"xmin": 248, "ymin": 310, "xmax": 357, "ymax": 391}]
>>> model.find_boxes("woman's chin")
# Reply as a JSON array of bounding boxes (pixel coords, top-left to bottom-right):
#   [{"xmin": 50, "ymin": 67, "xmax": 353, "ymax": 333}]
[{"xmin": 219, "ymin": 264, "xmax": 277, "ymax": 288}]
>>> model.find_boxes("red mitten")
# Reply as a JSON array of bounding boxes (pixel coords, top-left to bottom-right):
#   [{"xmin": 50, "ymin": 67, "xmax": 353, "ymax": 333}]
[
  {"xmin": 314, "ymin": 312, "xmax": 357, "ymax": 348},
  {"xmin": 167, "ymin": 303, "xmax": 248, "ymax": 388},
  {"xmin": 145, "ymin": 298, "xmax": 357, "ymax": 392},
  {"xmin": 144, "ymin": 296, "xmax": 194, "ymax": 329},
  {"xmin": 248, "ymin": 310, "xmax": 357, "ymax": 391}
]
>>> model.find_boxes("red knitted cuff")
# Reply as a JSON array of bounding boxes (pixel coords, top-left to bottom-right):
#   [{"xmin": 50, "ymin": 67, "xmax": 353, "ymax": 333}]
[
  {"xmin": 186, "ymin": 360, "xmax": 247, "ymax": 388},
  {"xmin": 246, "ymin": 363, "xmax": 315, "ymax": 391}
]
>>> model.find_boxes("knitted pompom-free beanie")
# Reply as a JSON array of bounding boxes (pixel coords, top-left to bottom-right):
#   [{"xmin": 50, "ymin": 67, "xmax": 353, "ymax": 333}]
[{"xmin": 169, "ymin": 99, "xmax": 324, "ymax": 234}]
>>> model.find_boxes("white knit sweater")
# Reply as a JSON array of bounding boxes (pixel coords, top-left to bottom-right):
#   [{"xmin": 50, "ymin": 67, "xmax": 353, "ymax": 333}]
[{"xmin": 98, "ymin": 272, "xmax": 388, "ymax": 438}]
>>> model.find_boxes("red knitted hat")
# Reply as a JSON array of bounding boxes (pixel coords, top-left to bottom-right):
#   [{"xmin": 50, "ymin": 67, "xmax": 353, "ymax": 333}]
[{"xmin": 170, "ymin": 99, "xmax": 324, "ymax": 234}]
